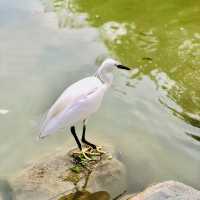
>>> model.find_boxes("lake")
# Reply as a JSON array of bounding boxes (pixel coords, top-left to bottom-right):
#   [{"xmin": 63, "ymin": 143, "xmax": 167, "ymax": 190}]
[{"xmin": 0, "ymin": 0, "xmax": 199, "ymax": 198}]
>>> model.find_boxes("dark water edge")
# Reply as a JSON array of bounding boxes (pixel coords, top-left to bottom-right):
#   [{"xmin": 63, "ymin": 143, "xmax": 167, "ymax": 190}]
[{"xmin": 0, "ymin": 179, "xmax": 15, "ymax": 200}]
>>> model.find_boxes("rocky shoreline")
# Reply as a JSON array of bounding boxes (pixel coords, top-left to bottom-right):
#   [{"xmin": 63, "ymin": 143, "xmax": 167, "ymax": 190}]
[
  {"xmin": 11, "ymin": 146, "xmax": 127, "ymax": 200},
  {"xmin": 2, "ymin": 147, "xmax": 199, "ymax": 200},
  {"xmin": 122, "ymin": 181, "xmax": 200, "ymax": 200}
]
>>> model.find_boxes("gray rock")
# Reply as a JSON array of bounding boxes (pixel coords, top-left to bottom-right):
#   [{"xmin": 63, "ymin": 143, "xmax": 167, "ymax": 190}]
[
  {"xmin": 127, "ymin": 181, "xmax": 200, "ymax": 200},
  {"xmin": 11, "ymin": 147, "xmax": 127, "ymax": 200},
  {"xmin": 88, "ymin": 157, "xmax": 126, "ymax": 196},
  {"xmin": 12, "ymin": 150, "xmax": 74, "ymax": 200}
]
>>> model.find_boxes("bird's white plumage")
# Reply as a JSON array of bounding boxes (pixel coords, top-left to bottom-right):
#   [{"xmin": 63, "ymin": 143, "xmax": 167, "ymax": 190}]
[
  {"xmin": 40, "ymin": 76, "xmax": 106, "ymax": 137},
  {"xmin": 39, "ymin": 58, "xmax": 126, "ymax": 139}
]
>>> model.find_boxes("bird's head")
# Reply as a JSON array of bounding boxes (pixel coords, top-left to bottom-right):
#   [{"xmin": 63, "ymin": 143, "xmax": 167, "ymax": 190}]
[
  {"xmin": 100, "ymin": 58, "xmax": 131, "ymax": 73},
  {"xmin": 96, "ymin": 58, "xmax": 131, "ymax": 85}
]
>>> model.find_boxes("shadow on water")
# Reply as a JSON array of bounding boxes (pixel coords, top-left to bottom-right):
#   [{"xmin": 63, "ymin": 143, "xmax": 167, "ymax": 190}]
[
  {"xmin": 57, "ymin": 190, "xmax": 110, "ymax": 200},
  {"xmin": 159, "ymin": 98, "xmax": 200, "ymax": 128},
  {"xmin": 0, "ymin": 179, "xmax": 15, "ymax": 200},
  {"xmin": 57, "ymin": 190, "xmax": 125, "ymax": 200},
  {"xmin": 43, "ymin": 0, "xmax": 200, "ymax": 129},
  {"xmin": 186, "ymin": 132, "xmax": 200, "ymax": 143}
]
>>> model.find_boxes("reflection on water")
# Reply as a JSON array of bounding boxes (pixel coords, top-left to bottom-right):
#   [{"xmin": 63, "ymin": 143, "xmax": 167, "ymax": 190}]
[{"xmin": 0, "ymin": 0, "xmax": 200, "ymax": 198}]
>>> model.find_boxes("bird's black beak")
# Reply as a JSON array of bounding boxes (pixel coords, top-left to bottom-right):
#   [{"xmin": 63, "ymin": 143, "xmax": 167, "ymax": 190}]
[{"xmin": 116, "ymin": 64, "xmax": 131, "ymax": 70}]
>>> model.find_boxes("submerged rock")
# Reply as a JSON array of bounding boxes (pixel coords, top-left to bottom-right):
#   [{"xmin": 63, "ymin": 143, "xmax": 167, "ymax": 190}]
[
  {"xmin": 125, "ymin": 181, "xmax": 200, "ymax": 200},
  {"xmin": 0, "ymin": 179, "xmax": 16, "ymax": 200},
  {"xmin": 11, "ymin": 145, "xmax": 127, "ymax": 200}
]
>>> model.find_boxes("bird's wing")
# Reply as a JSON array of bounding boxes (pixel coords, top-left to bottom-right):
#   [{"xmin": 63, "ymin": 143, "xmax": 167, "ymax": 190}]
[
  {"xmin": 40, "ymin": 77, "xmax": 102, "ymax": 136},
  {"xmin": 47, "ymin": 77, "xmax": 102, "ymax": 119}
]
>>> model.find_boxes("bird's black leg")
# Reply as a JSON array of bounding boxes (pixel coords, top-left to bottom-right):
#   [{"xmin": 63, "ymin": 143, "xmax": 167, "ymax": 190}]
[
  {"xmin": 70, "ymin": 126, "xmax": 82, "ymax": 150},
  {"xmin": 81, "ymin": 121, "xmax": 96, "ymax": 149}
]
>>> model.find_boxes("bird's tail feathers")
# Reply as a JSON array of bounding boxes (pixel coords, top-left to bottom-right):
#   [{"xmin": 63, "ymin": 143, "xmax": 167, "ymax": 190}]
[{"xmin": 32, "ymin": 110, "xmax": 49, "ymax": 140}]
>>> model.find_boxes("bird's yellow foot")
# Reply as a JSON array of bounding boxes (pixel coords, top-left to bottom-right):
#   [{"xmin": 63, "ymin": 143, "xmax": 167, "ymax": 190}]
[
  {"xmin": 81, "ymin": 148, "xmax": 92, "ymax": 160},
  {"xmin": 85, "ymin": 145, "xmax": 106, "ymax": 156},
  {"xmin": 96, "ymin": 145, "xmax": 106, "ymax": 154},
  {"xmin": 72, "ymin": 147, "xmax": 91, "ymax": 160},
  {"xmin": 72, "ymin": 146, "xmax": 106, "ymax": 160}
]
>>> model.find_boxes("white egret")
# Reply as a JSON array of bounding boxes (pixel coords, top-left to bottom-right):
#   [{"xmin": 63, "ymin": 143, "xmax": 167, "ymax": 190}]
[{"xmin": 39, "ymin": 58, "xmax": 130, "ymax": 157}]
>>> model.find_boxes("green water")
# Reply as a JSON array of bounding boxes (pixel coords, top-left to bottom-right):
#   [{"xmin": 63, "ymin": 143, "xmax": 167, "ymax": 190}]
[
  {"xmin": 51, "ymin": 0, "xmax": 200, "ymax": 129},
  {"xmin": 0, "ymin": 0, "xmax": 200, "ymax": 199}
]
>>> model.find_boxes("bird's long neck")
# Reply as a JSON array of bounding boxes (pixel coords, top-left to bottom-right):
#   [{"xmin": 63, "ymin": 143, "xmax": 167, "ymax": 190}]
[{"xmin": 95, "ymin": 69, "xmax": 113, "ymax": 87}]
